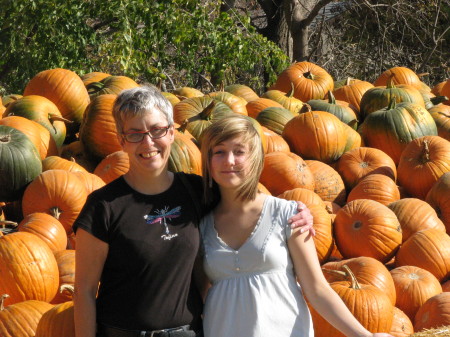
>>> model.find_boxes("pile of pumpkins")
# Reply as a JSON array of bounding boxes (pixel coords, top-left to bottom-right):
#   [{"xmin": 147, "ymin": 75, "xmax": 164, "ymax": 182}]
[{"xmin": 0, "ymin": 61, "xmax": 450, "ymax": 337}]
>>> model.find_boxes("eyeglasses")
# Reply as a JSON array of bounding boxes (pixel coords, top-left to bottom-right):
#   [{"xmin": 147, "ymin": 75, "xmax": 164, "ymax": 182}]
[{"xmin": 122, "ymin": 126, "xmax": 171, "ymax": 143}]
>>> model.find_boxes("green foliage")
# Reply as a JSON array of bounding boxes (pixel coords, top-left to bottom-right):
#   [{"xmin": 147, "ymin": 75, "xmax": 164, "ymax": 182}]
[{"xmin": 0, "ymin": 0, "xmax": 289, "ymax": 95}]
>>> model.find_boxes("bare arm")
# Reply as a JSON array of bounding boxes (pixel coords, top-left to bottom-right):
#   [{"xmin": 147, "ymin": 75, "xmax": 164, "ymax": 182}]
[
  {"xmin": 74, "ymin": 229, "xmax": 108, "ymax": 337},
  {"xmin": 192, "ymin": 254, "xmax": 211, "ymax": 303},
  {"xmin": 287, "ymin": 229, "xmax": 393, "ymax": 337}
]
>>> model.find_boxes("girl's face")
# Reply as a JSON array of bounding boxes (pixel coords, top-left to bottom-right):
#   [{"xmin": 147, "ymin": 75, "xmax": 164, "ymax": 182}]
[
  {"xmin": 120, "ymin": 110, "xmax": 174, "ymax": 176},
  {"xmin": 210, "ymin": 136, "xmax": 251, "ymax": 190}
]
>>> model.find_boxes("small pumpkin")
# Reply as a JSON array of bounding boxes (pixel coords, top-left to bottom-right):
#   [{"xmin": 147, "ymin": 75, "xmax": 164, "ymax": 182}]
[{"xmin": 94, "ymin": 150, "xmax": 130, "ymax": 184}]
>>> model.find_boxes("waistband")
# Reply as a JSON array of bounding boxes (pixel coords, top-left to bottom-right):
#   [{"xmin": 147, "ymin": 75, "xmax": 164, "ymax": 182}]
[{"xmin": 97, "ymin": 323, "xmax": 197, "ymax": 337}]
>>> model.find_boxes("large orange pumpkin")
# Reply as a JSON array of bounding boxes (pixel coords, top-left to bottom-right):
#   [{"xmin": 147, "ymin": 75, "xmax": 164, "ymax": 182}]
[
  {"xmin": 389, "ymin": 307, "xmax": 414, "ymax": 337},
  {"xmin": 270, "ymin": 61, "xmax": 334, "ymax": 102},
  {"xmin": 277, "ymin": 187, "xmax": 326, "ymax": 209},
  {"xmin": 35, "ymin": 297, "xmax": 75, "ymax": 337},
  {"xmin": 322, "ymin": 256, "xmax": 397, "ymax": 306},
  {"xmin": 260, "ymin": 151, "xmax": 315, "ymax": 196},
  {"xmin": 396, "ymin": 229, "xmax": 450, "ymax": 282},
  {"xmin": 390, "ymin": 265, "xmax": 443, "ymax": 322},
  {"xmin": 334, "ymin": 199, "xmax": 402, "ymax": 263},
  {"xmin": 79, "ymin": 94, "xmax": 122, "ymax": 162},
  {"xmin": 42, "ymin": 156, "xmax": 88, "ymax": 173},
  {"xmin": 261, "ymin": 127, "xmax": 291, "ymax": 154},
  {"xmin": 309, "ymin": 265, "xmax": 394, "ymax": 336},
  {"xmin": 282, "ymin": 107, "xmax": 347, "ymax": 164},
  {"xmin": 23, "ymin": 68, "xmax": 90, "ymax": 137},
  {"xmin": 94, "ymin": 150, "xmax": 130, "ymax": 184},
  {"xmin": 373, "ymin": 66, "xmax": 423, "ymax": 89},
  {"xmin": 397, "ymin": 135, "xmax": 450, "ymax": 200},
  {"xmin": 18, "ymin": 212, "xmax": 67, "ymax": 253},
  {"xmin": 346, "ymin": 173, "xmax": 400, "ymax": 206},
  {"xmin": 426, "ymin": 171, "xmax": 450, "ymax": 233},
  {"xmin": 335, "ymin": 146, "xmax": 397, "ymax": 190},
  {"xmin": 414, "ymin": 292, "xmax": 450, "ymax": 332},
  {"xmin": 388, "ymin": 198, "xmax": 446, "ymax": 242},
  {"xmin": 0, "ymin": 232, "xmax": 59, "ymax": 304},
  {"xmin": 0, "ymin": 295, "xmax": 53, "ymax": 337},
  {"xmin": 22, "ymin": 169, "xmax": 89, "ymax": 235}
]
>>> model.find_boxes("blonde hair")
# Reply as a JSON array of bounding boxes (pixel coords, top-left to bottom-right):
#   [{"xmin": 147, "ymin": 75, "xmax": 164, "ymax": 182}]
[
  {"xmin": 112, "ymin": 85, "xmax": 174, "ymax": 134},
  {"xmin": 200, "ymin": 114, "xmax": 264, "ymax": 205}
]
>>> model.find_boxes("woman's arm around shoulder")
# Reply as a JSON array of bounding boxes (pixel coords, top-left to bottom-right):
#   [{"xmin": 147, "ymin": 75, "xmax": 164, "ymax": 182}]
[
  {"xmin": 287, "ymin": 228, "xmax": 394, "ymax": 337},
  {"xmin": 74, "ymin": 228, "xmax": 108, "ymax": 337}
]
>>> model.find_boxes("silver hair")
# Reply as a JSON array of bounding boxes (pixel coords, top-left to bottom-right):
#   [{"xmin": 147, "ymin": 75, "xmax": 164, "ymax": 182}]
[{"xmin": 112, "ymin": 85, "xmax": 174, "ymax": 134}]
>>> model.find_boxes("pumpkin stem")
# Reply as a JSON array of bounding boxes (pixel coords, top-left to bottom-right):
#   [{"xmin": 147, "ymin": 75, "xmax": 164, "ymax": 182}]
[
  {"xmin": 321, "ymin": 268, "xmax": 347, "ymax": 278},
  {"xmin": 60, "ymin": 284, "xmax": 75, "ymax": 295},
  {"xmin": 387, "ymin": 97, "xmax": 397, "ymax": 110},
  {"xmin": 177, "ymin": 120, "xmax": 189, "ymax": 134},
  {"xmin": 0, "ymin": 294, "xmax": 10, "ymax": 311},
  {"xmin": 199, "ymin": 100, "xmax": 216, "ymax": 120},
  {"xmin": 49, "ymin": 115, "xmax": 73, "ymax": 124},
  {"xmin": 0, "ymin": 135, "xmax": 10, "ymax": 143},
  {"xmin": 430, "ymin": 95, "xmax": 448, "ymax": 105},
  {"xmin": 286, "ymin": 82, "xmax": 295, "ymax": 98},
  {"xmin": 299, "ymin": 103, "xmax": 312, "ymax": 114},
  {"xmin": 421, "ymin": 139, "xmax": 431, "ymax": 163},
  {"xmin": 386, "ymin": 74, "xmax": 397, "ymax": 89},
  {"xmin": 50, "ymin": 207, "xmax": 62, "ymax": 220},
  {"xmin": 345, "ymin": 77, "xmax": 352, "ymax": 86},
  {"xmin": 86, "ymin": 81, "xmax": 106, "ymax": 95},
  {"xmin": 0, "ymin": 220, "xmax": 18, "ymax": 228},
  {"xmin": 342, "ymin": 264, "xmax": 362, "ymax": 290},
  {"xmin": 304, "ymin": 71, "xmax": 315, "ymax": 80},
  {"xmin": 327, "ymin": 90, "xmax": 336, "ymax": 104}
]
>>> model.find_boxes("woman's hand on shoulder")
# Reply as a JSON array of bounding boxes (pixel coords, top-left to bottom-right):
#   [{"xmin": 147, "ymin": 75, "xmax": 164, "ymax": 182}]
[{"xmin": 288, "ymin": 201, "xmax": 315, "ymax": 236}]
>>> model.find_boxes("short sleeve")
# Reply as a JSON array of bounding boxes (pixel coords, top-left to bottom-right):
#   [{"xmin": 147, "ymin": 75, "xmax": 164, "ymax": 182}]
[
  {"xmin": 72, "ymin": 192, "xmax": 110, "ymax": 243},
  {"xmin": 279, "ymin": 199, "xmax": 299, "ymax": 241}
]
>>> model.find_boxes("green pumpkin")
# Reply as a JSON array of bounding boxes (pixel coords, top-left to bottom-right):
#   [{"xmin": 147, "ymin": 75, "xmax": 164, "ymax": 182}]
[
  {"xmin": 0, "ymin": 125, "xmax": 42, "ymax": 202},
  {"xmin": 173, "ymin": 96, "xmax": 234, "ymax": 142},
  {"xmin": 307, "ymin": 91, "xmax": 358, "ymax": 129},
  {"xmin": 256, "ymin": 107, "xmax": 297, "ymax": 135},
  {"xmin": 359, "ymin": 99, "xmax": 438, "ymax": 165},
  {"xmin": 359, "ymin": 77, "xmax": 425, "ymax": 121}
]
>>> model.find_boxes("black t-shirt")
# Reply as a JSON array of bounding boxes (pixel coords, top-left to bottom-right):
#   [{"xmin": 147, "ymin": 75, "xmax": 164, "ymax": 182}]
[{"xmin": 73, "ymin": 173, "xmax": 206, "ymax": 331}]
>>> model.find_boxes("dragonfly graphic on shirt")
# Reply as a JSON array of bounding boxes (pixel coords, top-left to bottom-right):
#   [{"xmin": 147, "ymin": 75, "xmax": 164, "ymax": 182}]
[{"xmin": 144, "ymin": 206, "xmax": 181, "ymax": 240}]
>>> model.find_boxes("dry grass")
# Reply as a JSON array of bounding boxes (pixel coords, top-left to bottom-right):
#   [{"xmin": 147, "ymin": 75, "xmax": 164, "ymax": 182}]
[{"xmin": 409, "ymin": 326, "xmax": 450, "ymax": 336}]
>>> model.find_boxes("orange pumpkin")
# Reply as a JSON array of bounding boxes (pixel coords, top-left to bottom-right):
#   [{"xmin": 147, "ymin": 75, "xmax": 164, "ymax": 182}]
[
  {"xmin": 270, "ymin": 61, "xmax": 334, "ymax": 102},
  {"xmin": 51, "ymin": 250, "xmax": 75, "ymax": 304},
  {"xmin": 245, "ymin": 97, "xmax": 284, "ymax": 119},
  {"xmin": 79, "ymin": 94, "xmax": 122, "ymax": 162},
  {"xmin": 388, "ymin": 198, "xmax": 446, "ymax": 242},
  {"xmin": 322, "ymin": 256, "xmax": 397, "ymax": 306},
  {"xmin": 414, "ymin": 292, "xmax": 450, "ymax": 332},
  {"xmin": 80, "ymin": 71, "xmax": 111, "ymax": 87},
  {"xmin": 23, "ymin": 68, "xmax": 90, "ymax": 137},
  {"xmin": 304, "ymin": 204, "xmax": 334, "ymax": 263},
  {"xmin": 18, "ymin": 212, "xmax": 67, "ymax": 253},
  {"xmin": 426, "ymin": 172, "xmax": 450, "ymax": 233},
  {"xmin": 309, "ymin": 265, "xmax": 394, "ymax": 336},
  {"xmin": 347, "ymin": 173, "xmax": 400, "ymax": 206},
  {"xmin": 261, "ymin": 86, "xmax": 304, "ymax": 114},
  {"xmin": 374, "ymin": 66, "xmax": 423, "ymax": 89},
  {"xmin": 260, "ymin": 151, "xmax": 315, "ymax": 196},
  {"xmin": 305, "ymin": 159, "xmax": 346, "ymax": 206},
  {"xmin": 224, "ymin": 84, "xmax": 259, "ymax": 102},
  {"xmin": 428, "ymin": 104, "xmax": 450, "ymax": 141},
  {"xmin": 335, "ymin": 146, "xmax": 397, "ymax": 190},
  {"xmin": 261, "ymin": 127, "xmax": 291, "ymax": 154},
  {"xmin": 172, "ymin": 86, "xmax": 204, "ymax": 99},
  {"xmin": 94, "ymin": 150, "xmax": 130, "ymax": 184},
  {"xmin": 168, "ymin": 129, "xmax": 202, "ymax": 175},
  {"xmin": 207, "ymin": 91, "xmax": 248, "ymax": 115},
  {"xmin": 332, "ymin": 78, "xmax": 374, "ymax": 114},
  {"xmin": 389, "ymin": 307, "xmax": 414, "ymax": 337},
  {"xmin": 0, "ymin": 232, "xmax": 60, "ymax": 304},
  {"xmin": 334, "ymin": 199, "xmax": 402, "ymax": 263},
  {"xmin": 396, "ymin": 229, "xmax": 450, "ymax": 282},
  {"xmin": 22, "ymin": 169, "xmax": 89, "ymax": 235},
  {"xmin": 277, "ymin": 187, "xmax": 326, "ymax": 209},
  {"xmin": 86, "ymin": 75, "xmax": 139, "ymax": 99},
  {"xmin": 35, "ymin": 295, "xmax": 75, "ymax": 337},
  {"xmin": 42, "ymin": 156, "xmax": 88, "ymax": 173},
  {"xmin": 390, "ymin": 265, "xmax": 443, "ymax": 322},
  {"xmin": 397, "ymin": 135, "xmax": 450, "ymax": 200},
  {"xmin": 0, "ymin": 295, "xmax": 54, "ymax": 337},
  {"xmin": 282, "ymin": 107, "xmax": 347, "ymax": 164}
]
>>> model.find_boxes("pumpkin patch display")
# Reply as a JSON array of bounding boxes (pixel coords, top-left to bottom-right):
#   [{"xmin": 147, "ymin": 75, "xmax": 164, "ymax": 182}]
[{"xmin": 0, "ymin": 125, "xmax": 42, "ymax": 202}]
